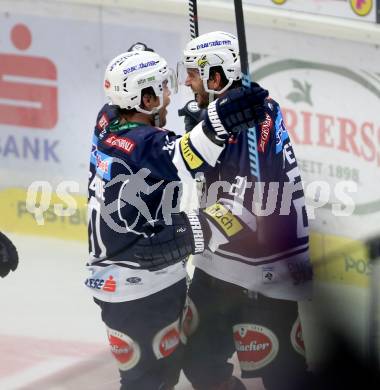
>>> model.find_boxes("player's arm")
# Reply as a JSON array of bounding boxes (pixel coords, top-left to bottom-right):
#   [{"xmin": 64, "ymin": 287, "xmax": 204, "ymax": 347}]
[{"xmin": 144, "ymin": 83, "xmax": 269, "ymax": 181}]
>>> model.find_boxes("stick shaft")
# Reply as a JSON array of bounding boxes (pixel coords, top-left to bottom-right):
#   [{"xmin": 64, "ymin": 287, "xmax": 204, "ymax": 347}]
[
  {"xmin": 234, "ymin": 0, "xmax": 260, "ymax": 181},
  {"xmin": 234, "ymin": 0, "xmax": 249, "ymax": 79},
  {"xmin": 189, "ymin": 0, "xmax": 199, "ymax": 38}
]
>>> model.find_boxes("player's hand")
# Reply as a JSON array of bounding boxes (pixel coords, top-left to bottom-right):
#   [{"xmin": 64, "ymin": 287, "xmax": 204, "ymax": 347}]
[
  {"xmin": 129, "ymin": 212, "xmax": 209, "ymax": 271},
  {"xmin": 0, "ymin": 232, "xmax": 19, "ymax": 278},
  {"xmin": 202, "ymin": 82, "xmax": 269, "ymax": 144},
  {"xmin": 178, "ymin": 100, "xmax": 205, "ymax": 132}
]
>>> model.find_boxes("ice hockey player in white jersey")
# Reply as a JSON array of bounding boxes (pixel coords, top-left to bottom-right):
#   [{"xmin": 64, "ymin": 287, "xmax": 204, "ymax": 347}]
[{"xmin": 177, "ymin": 31, "xmax": 313, "ymax": 390}]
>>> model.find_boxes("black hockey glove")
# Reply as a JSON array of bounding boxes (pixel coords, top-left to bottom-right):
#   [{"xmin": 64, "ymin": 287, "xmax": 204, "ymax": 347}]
[
  {"xmin": 203, "ymin": 82, "xmax": 269, "ymax": 145},
  {"xmin": 178, "ymin": 100, "xmax": 205, "ymax": 132},
  {"xmin": 0, "ymin": 232, "xmax": 19, "ymax": 278},
  {"xmin": 131, "ymin": 212, "xmax": 210, "ymax": 271}
]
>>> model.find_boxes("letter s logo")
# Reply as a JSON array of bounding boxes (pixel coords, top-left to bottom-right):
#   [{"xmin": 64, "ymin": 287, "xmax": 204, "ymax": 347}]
[{"xmin": 0, "ymin": 24, "xmax": 58, "ymax": 129}]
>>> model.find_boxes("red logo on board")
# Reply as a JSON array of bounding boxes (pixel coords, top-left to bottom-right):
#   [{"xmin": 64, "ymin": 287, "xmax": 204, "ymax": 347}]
[{"xmin": 0, "ymin": 24, "xmax": 58, "ymax": 129}]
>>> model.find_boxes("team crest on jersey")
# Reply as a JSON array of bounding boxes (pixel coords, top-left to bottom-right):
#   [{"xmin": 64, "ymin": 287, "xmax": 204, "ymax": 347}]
[
  {"xmin": 290, "ymin": 317, "xmax": 305, "ymax": 356},
  {"xmin": 152, "ymin": 320, "xmax": 181, "ymax": 359},
  {"xmin": 233, "ymin": 323, "xmax": 279, "ymax": 371},
  {"xmin": 107, "ymin": 327, "xmax": 141, "ymax": 371}
]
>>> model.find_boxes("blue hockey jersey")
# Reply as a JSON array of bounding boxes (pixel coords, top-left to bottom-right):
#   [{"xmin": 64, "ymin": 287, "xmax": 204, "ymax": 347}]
[
  {"xmin": 191, "ymin": 98, "xmax": 313, "ymax": 300},
  {"xmin": 86, "ymin": 103, "xmax": 224, "ymax": 302}
]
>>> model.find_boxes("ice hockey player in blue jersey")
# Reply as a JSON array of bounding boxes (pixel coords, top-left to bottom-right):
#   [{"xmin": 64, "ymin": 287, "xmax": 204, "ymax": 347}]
[
  {"xmin": 177, "ymin": 31, "xmax": 313, "ymax": 390},
  {"xmin": 85, "ymin": 44, "xmax": 269, "ymax": 390}
]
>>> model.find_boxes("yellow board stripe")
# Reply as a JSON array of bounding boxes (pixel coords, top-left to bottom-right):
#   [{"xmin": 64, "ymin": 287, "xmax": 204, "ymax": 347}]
[
  {"xmin": 310, "ymin": 232, "xmax": 369, "ymax": 288},
  {"xmin": 0, "ymin": 188, "xmax": 87, "ymax": 241}
]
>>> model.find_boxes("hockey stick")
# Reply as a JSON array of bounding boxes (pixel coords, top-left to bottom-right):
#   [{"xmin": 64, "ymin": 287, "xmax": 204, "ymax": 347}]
[
  {"xmin": 188, "ymin": 0, "xmax": 199, "ymax": 38},
  {"xmin": 234, "ymin": 0, "xmax": 261, "ymax": 182}
]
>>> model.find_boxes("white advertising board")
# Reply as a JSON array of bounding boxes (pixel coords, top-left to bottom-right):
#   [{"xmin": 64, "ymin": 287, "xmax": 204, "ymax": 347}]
[{"xmin": 234, "ymin": 0, "xmax": 377, "ymax": 23}]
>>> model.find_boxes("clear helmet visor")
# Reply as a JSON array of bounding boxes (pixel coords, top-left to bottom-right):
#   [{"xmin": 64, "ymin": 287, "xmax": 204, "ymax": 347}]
[
  {"xmin": 166, "ymin": 67, "xmax": 178, "ymax": 94},
  {"xmin": 176, "ymin": 61, "xmax": 189, "ymax": 86},
  {"xmin": 176, "ymin": 60, "xmax": 231, "ymax": 95}
]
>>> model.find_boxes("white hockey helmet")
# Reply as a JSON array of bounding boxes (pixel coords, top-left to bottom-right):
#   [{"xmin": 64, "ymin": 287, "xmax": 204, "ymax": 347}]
[
  {"xmin": 104, "ymin": 50, "xmax": 177, "ymax": 114},
  {"xmin": 180, "ymin": 31, "xmax": 241, "ymax": 94}
]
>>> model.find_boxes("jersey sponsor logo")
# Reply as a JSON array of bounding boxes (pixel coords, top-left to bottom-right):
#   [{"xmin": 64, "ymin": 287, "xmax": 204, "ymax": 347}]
[
  {"xmin": 126, "ymin": 276, "xmax": 142, "ymax": 284},
  {"xmin": 85, "ymin": 278, "xmax": 105, "ymax": 290},
  {"xmin": 103, "ymin": 275, "xmax": 116, "ymax": 292},
  {"xmin": 96, "ymin": 155, "xmax": 109, "ymax": 173},
  {"xmin": 233, "ymin": 324, "xmax": 279, "ymax": 371},
  {"xmin": 258, "ymin": 112, "xmax": 272, "ymax": 153},
  {"xmin": 104, "ymin": 134, "xmax": 136, "ymax": 154},
  {"xmin": 204, "ymin": 203, "xmax": 243, "ymax": 237},
  {"xmin": 290, "ymin": 317, "xmax": 305, "ymax": 356},
  {"xmin": 97, "ymin": 113, "xmax": 109, "ymax": 131},
  {"xmin": 180, "ymin": 132, "xmax": 204, "ymax": 169},
  {"xmin": 275, "ymin": 110, "xmax": 289, "ymax": 154},
  {"xmin": 85, "ymin": 275, "xmax": 116, "ymax": 292},
  {"xmin": 152, "ymin": 320, "xmax": 180, "ymax": 359},
  {"xmin": 107, "ymin": 327, "xmax": 141, "ymax": 371},
  {"xmin": 92, "ymin": 150, "xmax": 112, "ymax": 181}
]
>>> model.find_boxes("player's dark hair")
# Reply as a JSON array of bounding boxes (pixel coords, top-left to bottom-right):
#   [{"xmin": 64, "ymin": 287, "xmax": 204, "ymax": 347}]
[
  {"xmin": 121, "ymin": 86, "xmax": 156, "ymax": 115},
  {"xmin": 209, "ymin": 66, "xmax": 241, "ymax": 90}
]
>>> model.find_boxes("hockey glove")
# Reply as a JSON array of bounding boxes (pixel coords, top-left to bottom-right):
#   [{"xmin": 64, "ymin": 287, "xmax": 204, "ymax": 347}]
[
  {"xmin": 178, "ymin": 100, "xmax": 205, "ymax": 132},
  {"xmin": 0, "ymin": 232, "xmax": 19, "ymax": 278},
  {"xmin": 203, "ymin": 82, "xmax": 269, "ymax": 145},
  {"xmin": 130, "ymin": 212, "xmax": 210, "ymax": 271}
]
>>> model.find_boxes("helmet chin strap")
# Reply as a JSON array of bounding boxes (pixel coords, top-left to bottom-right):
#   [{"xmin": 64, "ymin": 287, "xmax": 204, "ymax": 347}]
[
  {"xmin": 153, "ymin": 112, "xmax": 160, "ymax": 127},
  {"xmin": 208, "ymin": 90, "xmax": 215, "ymax": 105},
  {"xmin": 204, "ymin": 79, "xmax": 233, "ymax": 104}
]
